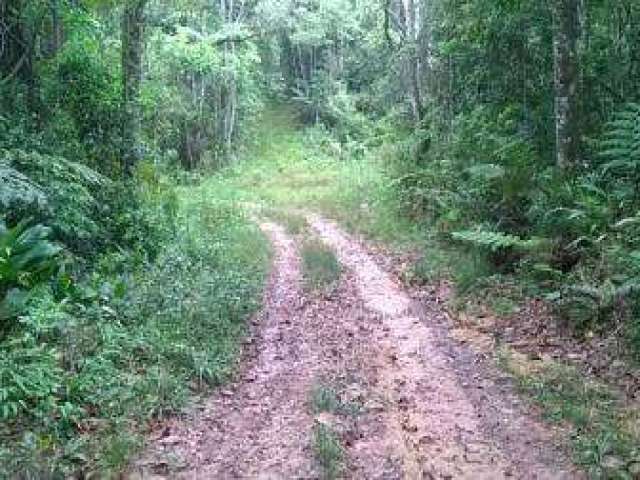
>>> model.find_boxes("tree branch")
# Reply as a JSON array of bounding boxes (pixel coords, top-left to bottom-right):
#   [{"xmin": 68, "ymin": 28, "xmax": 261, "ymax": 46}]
[{"xmin": 0, "ymin": 53, "xmax": 27, "ymax": 85}]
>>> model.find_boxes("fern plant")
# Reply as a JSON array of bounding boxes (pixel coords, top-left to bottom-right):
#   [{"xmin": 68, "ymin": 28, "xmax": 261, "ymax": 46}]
[
  {"xmin": 0, "ymin": 163, "xmax": 49, "ymax": 220},
  {"xmin": 599, "ymin": 103, "xmax": 640, "ymax": 179},
  {"xmin": 0, "ymin": 149, "xmax": 110, "ymax": 249},
  {"xmin": 554, "ymin": 279, "xmax": 640, "ymax": 331},
  {"xmin": 452, "ymin": 228, "xmax": 544, "ymax": 253}
]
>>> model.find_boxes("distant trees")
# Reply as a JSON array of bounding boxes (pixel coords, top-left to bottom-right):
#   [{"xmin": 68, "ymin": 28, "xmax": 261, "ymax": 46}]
[
  {"xmin": 2, "ymin": 0, "xmax": 639, "ymax": 177},
  {"xmin": 260, "ymin": 0, "xmax": 359, "ymax": 123},
  {"xmin": 376, "ymin": 0, "xmax": 638, "ymax": 170}
]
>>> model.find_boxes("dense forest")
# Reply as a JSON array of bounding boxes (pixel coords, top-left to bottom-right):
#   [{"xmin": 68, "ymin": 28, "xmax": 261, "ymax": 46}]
[{"xmin": 1, "ymin": 0, "xmax": 640, "ymax": 477}]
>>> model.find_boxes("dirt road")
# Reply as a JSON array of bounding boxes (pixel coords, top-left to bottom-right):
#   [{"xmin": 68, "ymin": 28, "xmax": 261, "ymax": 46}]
[{"xmin": 131, "ymin": 215, "xmax": 581, "ymax": 479}]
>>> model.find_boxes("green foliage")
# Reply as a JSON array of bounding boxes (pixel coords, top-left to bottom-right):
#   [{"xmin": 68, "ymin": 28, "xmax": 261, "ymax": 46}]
[
  {"xmin": 144, "ymin": 8, "xmax": 264, "ymax": 169},
  {"xmin": 311, "ymin": 384, "xmax": 342, "ymax": 414},
  {"xmin": 500, "ymin": 352, "xmax": 639, "ymax": 478},
  {"xmin": 1, "ymin": 149, "xmax": 109, "ymax": 251},
  {"xmin": 599, "ymin": 103, "xmax": 640, "ymax": 181},
  {"xmin": 0, "ymin": 220, "xmax": 62, "ymax": 325},
  {"xmin": 48, "ymin": 31, "xmax": 123, "ymax": 170},
  {"xmin": 0, "ymin": 150, "xmax": 178, "ymax": 264},
  {"xmin": 0, "ymin": 189, "xmax": 269, "ymax": 477},
  {"xmin": 553, "ymin": 280, "xmax": 640, "ymax": 332},
  {"xmin": 310, "ymin": 381, "xmax": 362, "ymax": 418},
  {"xmin": 0, "ymin": 331, "xmax": 63, "ymax": 422},
  {"xmin": 313, "ymin": 423, "xmax": 344, "ymax": 480},
  {"xmin": 452, "ymin": 229, "xmax": 543, "ymax": 253},
  {"xmin": 380, "ymin": 97, "xmax": 640, "ymax": 358},
  {"xmin": 0, "ymin": 165, "xmax": 48, "ymax": 217}
]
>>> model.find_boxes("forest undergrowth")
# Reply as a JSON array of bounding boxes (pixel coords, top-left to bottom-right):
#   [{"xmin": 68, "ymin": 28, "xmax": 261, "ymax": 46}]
[{"xmin": 0, "ymin": 168, "xmax": 269, "ymax": 477}]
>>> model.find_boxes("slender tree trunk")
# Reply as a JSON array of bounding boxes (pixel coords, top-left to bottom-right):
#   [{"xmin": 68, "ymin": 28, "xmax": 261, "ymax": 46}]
[
  {"xmin": 419, "ymin": 0, "xmax": 434, "ymax": 109},
  {"xmin": 1, "ymin": 0, "xmax": 39, "ymax": 111},
  {"xmin": 121, "ymin": 0, "xmax": 147, "ymax": 176},
  {"xmin": 552, "ymin": 0, "xmax": 579, "ymax": 169},
  {"xmin": 49, "ymin": 0, "xmax": 62, "ymax": 55},
  {"xmin": 404, "ymin": 0, "xmax": 422, "ymax": 125}
]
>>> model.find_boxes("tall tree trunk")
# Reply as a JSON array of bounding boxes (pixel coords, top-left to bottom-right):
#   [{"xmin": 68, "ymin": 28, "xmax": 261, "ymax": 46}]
[
  {"xmin": 404, "ymin": 0, "xmax": 422, "ymax": 125},
  {"xmin": 121, "ymin": 0, "xmax": 147, "ymax": 176},
  {"xmin": 279, "ymin": 32, "xmax": 297, "ymax": 93},
  {"xmin": 552, "ymin": 0, "xmax": 579, "ymax": 169},
  {"xmin": 1, "ymin": 0, "xmax": 39, "ymax": 111},
  {"xmin": 48, "ymin": 0, "xmax": 62, "ymax": 56}
]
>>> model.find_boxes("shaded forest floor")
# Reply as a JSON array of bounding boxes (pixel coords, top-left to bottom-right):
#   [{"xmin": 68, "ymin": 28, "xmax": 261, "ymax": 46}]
[{"xmin": 131, "ymin": 106, "xmax": 639, "ymax": 479}]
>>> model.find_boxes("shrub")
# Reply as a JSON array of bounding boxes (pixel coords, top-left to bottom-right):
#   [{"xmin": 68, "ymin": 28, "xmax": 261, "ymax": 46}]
[
  {"xmin": 0, "ymin": 219, "xmax": 62, "ymax": 327},
  {"xmin": 0, "ymin": 190, "xmax": 269, "ymax": 477},
  {"xmin": 0, "ymin": 149, "xmax": 109, "ymax": 253}
]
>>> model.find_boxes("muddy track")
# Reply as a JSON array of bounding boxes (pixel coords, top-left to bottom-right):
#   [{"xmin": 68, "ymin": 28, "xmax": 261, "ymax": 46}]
[{"xmin": 131, "ymin": 215, "xmax": 581, "ymax": 479}]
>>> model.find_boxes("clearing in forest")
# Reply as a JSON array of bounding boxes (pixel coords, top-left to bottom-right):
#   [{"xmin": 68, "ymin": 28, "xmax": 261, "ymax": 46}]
[{"xmin": 131, "ymin": 107, "xmax": 582, "ymax": 479}]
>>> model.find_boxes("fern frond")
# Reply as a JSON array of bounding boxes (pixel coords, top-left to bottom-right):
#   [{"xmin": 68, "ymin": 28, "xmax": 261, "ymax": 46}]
[
  {"xmin": 451, "ymin": 228, "xmax": 544, "ymax": 252},
  {"xmin": 599, "ymin": 104, "xmax": 640, "ymax": 180}
]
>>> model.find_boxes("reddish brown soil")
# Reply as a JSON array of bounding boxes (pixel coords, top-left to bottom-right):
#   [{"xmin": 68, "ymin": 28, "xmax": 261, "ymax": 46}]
[{"xmin": 130, "ymin": 216, "xmax": 583, "ymax": 479}]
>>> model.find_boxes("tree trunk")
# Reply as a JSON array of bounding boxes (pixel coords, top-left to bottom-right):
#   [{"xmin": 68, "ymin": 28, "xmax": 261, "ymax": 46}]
[
  {"xmin": 47, "ymin": 0, "xmax": 63, "ymax": 56},
  {"xmin": 121, "ymin": 0, "xmax": 147, "ymax": 176},
  {"xmin": 1, "ymin": 2, "xmax": 33, "ymax": 85},
  {"xmin": 404, "ymin": 0, "xmax": 422, "ymax": 125},
  {"xmin": 552, "ymin": 0, "xmax": 580, "ymax": 169}
]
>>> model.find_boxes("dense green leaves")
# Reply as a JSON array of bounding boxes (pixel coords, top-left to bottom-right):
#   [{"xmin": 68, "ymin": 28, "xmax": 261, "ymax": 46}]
[{"xmin": 0, "ymin": 219, "xmax": 61, "ymax": 326}]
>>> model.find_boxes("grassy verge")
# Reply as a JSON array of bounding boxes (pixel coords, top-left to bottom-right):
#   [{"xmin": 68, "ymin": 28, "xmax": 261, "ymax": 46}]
[
  {"xmin": 263, "ymin": 208, "xmax": 308, "ymax": 235},
  {"xmin": 310, "ymin": 382, "xmax": 361, "ymax": 418},
  {"xmin": 204, "ymin": 104, "xmax": 421, "ymax": 249},
  {"xmin": 0, "ymin": 183, "xmax": 270, "ymax": 477},
  {"xmin": 499, "ymin": 349, "xmax": 640, "ymax": 478},
  {"xmin": 301, "ymin": 240, "xmax": 341, "ymax": 294}
]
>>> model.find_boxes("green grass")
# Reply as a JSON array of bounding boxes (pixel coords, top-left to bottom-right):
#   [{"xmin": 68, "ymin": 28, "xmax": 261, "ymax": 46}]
[
  {"xmin": 310, "ymin": 381, "xmax": 362, "ymax": 417},
  {"xmin": 498, "ymin": 349, "xmax": 640, "ymax": 478},
  {"xmin": 301, "ymin": 240, "xmax": 341, "ymax": 293},
  {"xmin": 309, "ymin": 379, "xmax": 365, "ymax": 479},
  {"xmin": 263, "ymin": 208, "xmax": 308, "ymax": 235},
  {"xmin": 313, "ymin": 423, "xmax": 345, "ymax": 480},
  {"xmin": 311, "ymin": 384, "xmax": 343, "ymax": 414},
  {"xmin": 197, "ymin": 104, "xmax": 422, "ymax": 249}
]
